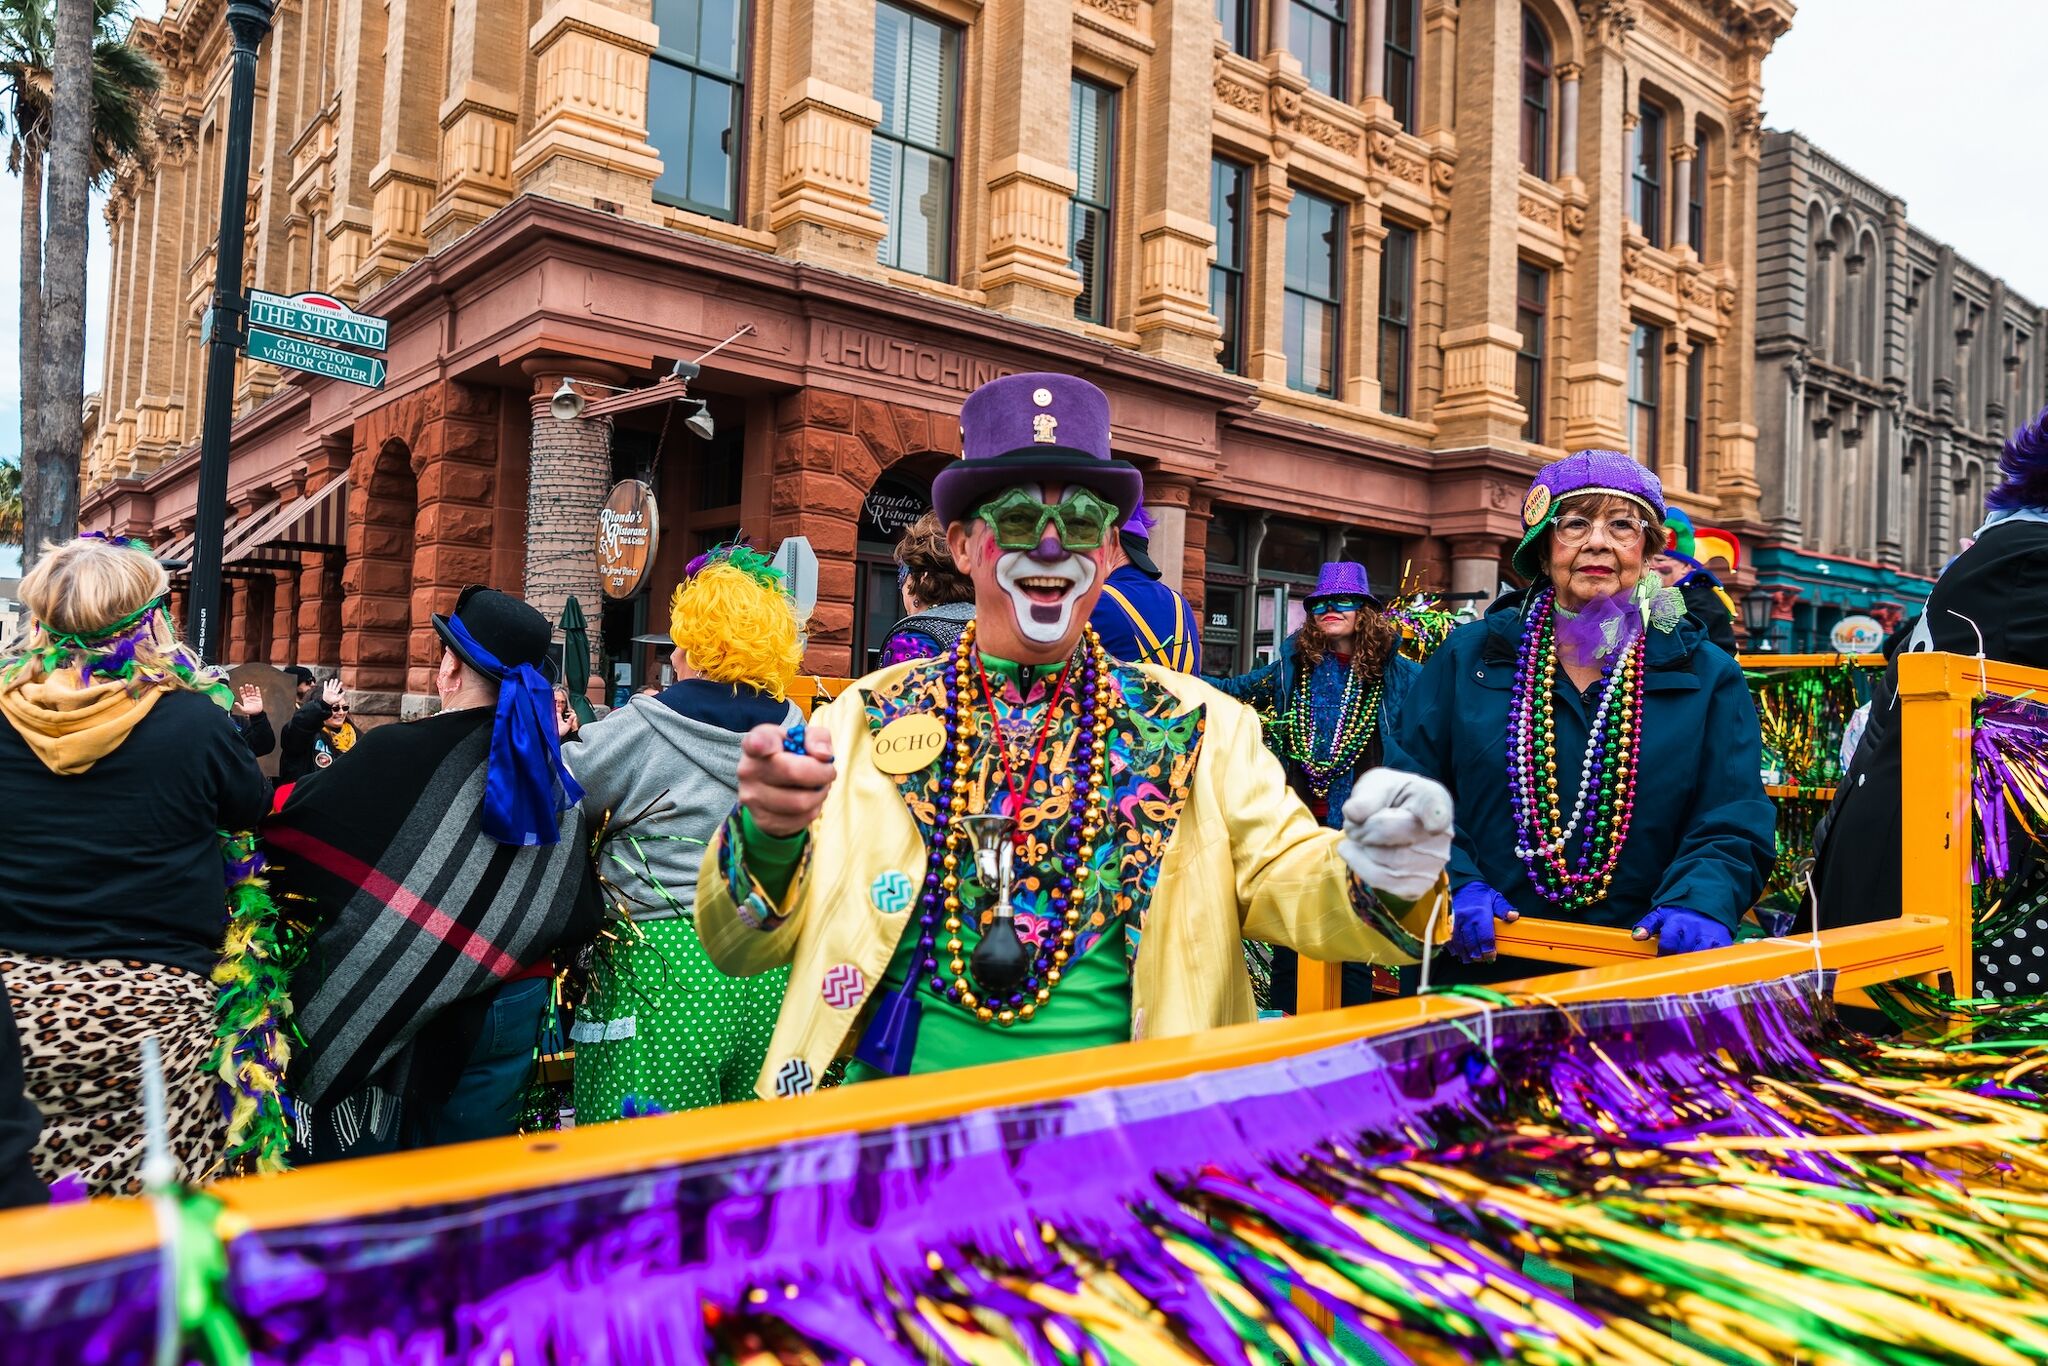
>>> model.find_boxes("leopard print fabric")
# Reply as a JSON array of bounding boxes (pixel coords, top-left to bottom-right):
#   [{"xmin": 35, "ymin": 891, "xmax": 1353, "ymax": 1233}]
[{"xmin": 2, "ymin": 953, "xmax": 226, "ymax": 1197}]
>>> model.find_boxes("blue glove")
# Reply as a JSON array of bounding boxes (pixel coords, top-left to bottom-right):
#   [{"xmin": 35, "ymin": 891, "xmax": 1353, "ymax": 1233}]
[
  {"xmin": 1631, "ymin": 906, "xmax": 1732, "ymax": 957},
  {"xmin": 1449, "ymin": 883, "xmax": 1518, "ymax": 961}
]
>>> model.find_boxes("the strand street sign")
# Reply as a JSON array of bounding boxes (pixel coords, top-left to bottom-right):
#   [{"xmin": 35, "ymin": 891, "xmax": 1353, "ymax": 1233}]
[{"xmin": 247, "ymin": 289, "xmax": 389, "ymax": 351}]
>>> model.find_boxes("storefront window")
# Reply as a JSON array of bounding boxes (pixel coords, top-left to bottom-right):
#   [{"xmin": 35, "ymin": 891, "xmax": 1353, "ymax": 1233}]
[{"xmin": 852, "ymin": 471, "xmax": 934, "ymax": 671}]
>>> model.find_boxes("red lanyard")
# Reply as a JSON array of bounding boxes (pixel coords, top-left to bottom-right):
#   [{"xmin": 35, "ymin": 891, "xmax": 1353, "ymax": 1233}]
[{"xmin": 972, "ymin": 652, "xmax": 1072, "ymax": 844}]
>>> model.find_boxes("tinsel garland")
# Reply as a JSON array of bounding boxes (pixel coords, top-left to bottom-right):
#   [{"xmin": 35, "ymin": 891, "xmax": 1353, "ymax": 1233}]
[
  {"xmin": 1749, "ymin": 661, "xmax": 1873, "ymax": 791},
  {"xmin": 1382, "ymin": 589, "xmax": 1461, "ymax": 664},
  {"xmin": 206, "ymin": 834, "xmax": 302, "ymax": 1177},
  {"xmin": 18, "ymin": 972, "xmax": 2048, "ymax": 1365},
  {"xmin": 1971, "ymin": 694, "xmax": 2048, "ymax": 885}
]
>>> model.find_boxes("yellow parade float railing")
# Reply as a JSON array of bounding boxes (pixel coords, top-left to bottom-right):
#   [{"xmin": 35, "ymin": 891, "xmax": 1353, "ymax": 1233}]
[{"xmin": 0, "ymin": 655, "xmax": 2025, "ymax": 1291}]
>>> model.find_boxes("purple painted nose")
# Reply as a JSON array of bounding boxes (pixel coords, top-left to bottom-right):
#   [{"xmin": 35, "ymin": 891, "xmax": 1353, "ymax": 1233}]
[{"xmin": 1029, "ymin": 531, "xmax": 1066, "ymax": 563}]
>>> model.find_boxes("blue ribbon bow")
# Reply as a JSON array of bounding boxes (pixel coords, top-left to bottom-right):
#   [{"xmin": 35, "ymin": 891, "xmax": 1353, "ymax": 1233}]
[{"xmin": 441, "ymin": 615, "xmax": 584, "ymax": 846}]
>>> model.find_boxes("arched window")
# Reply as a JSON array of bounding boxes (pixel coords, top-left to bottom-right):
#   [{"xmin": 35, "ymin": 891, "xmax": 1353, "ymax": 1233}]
[
  {"xmin": 1805, "ymin": 204, "xmax": 1828, "ymax": 354},
  {"xmin": 1520, "ymin": 9, "xmax": 1552, "ymax": 178}
]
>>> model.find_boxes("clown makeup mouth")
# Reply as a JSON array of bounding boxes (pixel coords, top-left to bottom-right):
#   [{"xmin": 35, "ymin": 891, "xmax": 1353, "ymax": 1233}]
[{"xmin": 995, "ymin": 551, "xmax": 1096, "ymax": 643}]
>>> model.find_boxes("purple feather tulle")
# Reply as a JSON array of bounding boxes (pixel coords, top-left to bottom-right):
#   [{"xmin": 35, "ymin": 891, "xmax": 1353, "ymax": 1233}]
[{"xmin": 1551, "ymin": 591, "xmax": 1642, "ymax": 669}]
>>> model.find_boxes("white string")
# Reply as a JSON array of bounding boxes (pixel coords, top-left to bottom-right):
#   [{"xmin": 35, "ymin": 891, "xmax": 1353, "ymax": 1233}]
[
  {"xmin": 142, "ymin": 1036, "xmax": 180, "ymax": 1366},
  {"xmin": 1802, "ymin": 861, "xmax": 1825, "ymax": 977},
  {"xmin": 1947, "ymin": 609, "xmax": 1990, "ymax": 697},
  {"xmin": 1416, "ymin": 885, "xmax": 1447, "ymax": 1001}
]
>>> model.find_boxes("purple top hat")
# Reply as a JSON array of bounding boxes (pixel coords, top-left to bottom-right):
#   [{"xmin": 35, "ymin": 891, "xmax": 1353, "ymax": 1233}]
[
  {"xmin": 932, "ymin": 372, "xmax": 1143, "ymax": 526},
  {"xmin": 1307, "ymin": 561, "xmax": 1373, "ymax": 604},
  {"xmin": 1511, "ymin": 450, "xmax": 1666, "ymax": 578}
]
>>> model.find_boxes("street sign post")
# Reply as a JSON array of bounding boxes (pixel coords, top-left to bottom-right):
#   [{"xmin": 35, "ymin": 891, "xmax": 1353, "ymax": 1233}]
[
  {"xmin": 247, "ymin": 326, "xmax": 387, "ymax": 388},
  {"xmin": 247, "ymin": 289, "xmax": 389, "ymax": 351}
]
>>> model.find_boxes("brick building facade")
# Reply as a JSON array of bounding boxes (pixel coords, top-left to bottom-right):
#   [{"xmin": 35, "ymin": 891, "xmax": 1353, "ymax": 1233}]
[{"xmin": 82, "ymin": 0, "xmax": 1795, "ymax": 715}]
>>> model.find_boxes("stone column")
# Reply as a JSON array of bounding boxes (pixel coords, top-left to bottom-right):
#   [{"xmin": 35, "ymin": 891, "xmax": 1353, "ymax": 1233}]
[
  {"xmin": 1556, "ymin": 64, "xmax": 1581, "ymax": 178},
  {"xmin": 510, "ymin": 0, "xmax": 665, "ymax": 220},
  {"xmin": 1363, "ymin": 0, "xmax": 1387, "ymax": 101},
  {"xmin": 521, "ymin": 363, "xmax": 621, "ymax": 627},
  {"xmin": 980, "ymin": 0, "xmax": 1080, "ymax": 320},
  {"xmin": 1448, "ymin": 536, "xmax": 1503, "ymax": 603},
  {"xmin": 362, "ymin": 0, "xmax": 445, "ymax": 292},
  {"xmin": 1562, "ymin": 15, "xmax": 1630, "ymax": 450},
  {"xmin": 1434, "ymin": 0, "xmax": 1525, "ymax": 444},
  {"xmin": 1131, "ymin": 0, "xmax": 1222, "ymax": 366},
  {"xmin": 1670, "ymin": 143, "xmax": 1694, "ymax": 253},
  {"xmin": 765, "ymin": 0, "xmax": 887, "ymax": 267},
  {"xmin": 1182, "ymin": 490, "xmax": 1213, "ymax": 621},
  {"xmin": 1144, "ymin": 474, "xmax": 1198, "ymax": 589},
  {"xmin": 428, "ymin": 0, "xmax": 525, "ymax": 245},
  {"xmin": 1264, "ymin": 0, "xmax": 1289, "ymax": 60},
  {"xmin": 1246, "ymin": 163, "xmax": 1294, "ymax": 390},
  {"xmin": 1660, "ymin": 336, "xmax": 1691, "ymax": 493},
  {"xmin": 1713, "ymin": 101, "xmax": 1766, "ymax": 523}
]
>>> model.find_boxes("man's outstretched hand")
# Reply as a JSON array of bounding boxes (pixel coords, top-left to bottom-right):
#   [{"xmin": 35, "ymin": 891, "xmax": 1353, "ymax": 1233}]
[
  {"xmin": 1337, "ymin": 768, "xmax": 1454, "ymax": 902},
  {"xmin": 737, "ymin": 723, "xmax": 837, "ymax": 838}
]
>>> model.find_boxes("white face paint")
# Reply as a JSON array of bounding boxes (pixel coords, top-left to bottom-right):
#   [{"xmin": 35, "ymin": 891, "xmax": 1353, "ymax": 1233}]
[{"xmin": 995, "ymin": 549, "xmax": 1097, "ymax": 644}]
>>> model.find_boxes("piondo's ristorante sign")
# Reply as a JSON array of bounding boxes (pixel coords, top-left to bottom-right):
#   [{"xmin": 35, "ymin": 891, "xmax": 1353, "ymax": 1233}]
[{"xmin": 597, "ymin": 480, "xmax": 659, "ymax": 599}]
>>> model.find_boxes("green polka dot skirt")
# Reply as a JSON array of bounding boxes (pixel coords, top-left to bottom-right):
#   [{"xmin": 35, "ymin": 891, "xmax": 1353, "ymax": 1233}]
[{"xmin": 572, "ymin": 917, "xmax": 789, "ymax": 1122}]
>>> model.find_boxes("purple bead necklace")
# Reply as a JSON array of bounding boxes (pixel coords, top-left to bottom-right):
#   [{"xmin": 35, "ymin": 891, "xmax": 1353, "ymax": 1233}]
[
  {"xmin": 1506, "ymin": 586, "xmax": 1646, "ymax": 911},
  {"xmin": 911, "ymin": 621, "xmax": 1114, "ymax": 1026}
]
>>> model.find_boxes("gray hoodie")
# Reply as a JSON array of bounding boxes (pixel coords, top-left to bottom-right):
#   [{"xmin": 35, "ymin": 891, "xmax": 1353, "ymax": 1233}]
[{"xmin": 566, "ymin": 689, "xmax": 801, "ymax": 921}]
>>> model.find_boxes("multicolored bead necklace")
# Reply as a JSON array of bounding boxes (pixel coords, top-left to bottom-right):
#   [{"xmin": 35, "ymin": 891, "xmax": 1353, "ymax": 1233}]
[
  {"xmin": 1282, "ymin": 656, "xmax": 1386, "ymax": 801},
  {"xmin": 1506, "ymin": 586, "xmax": 1646, "ymax": 911},
  {"xmin": 910, "ymin": 620, "xmax": 1115, "ymax": 1026}
]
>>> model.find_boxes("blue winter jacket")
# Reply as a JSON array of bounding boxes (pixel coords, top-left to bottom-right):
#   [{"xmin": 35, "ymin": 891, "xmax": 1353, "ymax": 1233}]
[
  {"xmin": 1396, "ymin": 589, "xmax": 1774, "ymax": 931},
  {"xmin": 1206, "ymin": 632, "xmax": 1421, "ymax": 827}
]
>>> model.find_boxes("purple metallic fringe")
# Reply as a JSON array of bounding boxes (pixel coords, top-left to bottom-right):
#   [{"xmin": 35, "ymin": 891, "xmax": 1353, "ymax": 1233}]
[{"xmin": 0, "ymin": 974, "xmax": 1840, "ymax": 1366}]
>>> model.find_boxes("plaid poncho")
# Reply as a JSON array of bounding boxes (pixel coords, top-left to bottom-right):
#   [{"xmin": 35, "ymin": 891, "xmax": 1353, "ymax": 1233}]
[{"xmin": 263, "ymin": 708, "xmax": 599, "ymax": 1124}]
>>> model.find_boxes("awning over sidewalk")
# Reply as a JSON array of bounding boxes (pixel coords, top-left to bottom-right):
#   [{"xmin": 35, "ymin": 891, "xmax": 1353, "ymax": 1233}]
[{"xmin": 221, "ymin": 478, "xmax": 349, "ymax": 569}]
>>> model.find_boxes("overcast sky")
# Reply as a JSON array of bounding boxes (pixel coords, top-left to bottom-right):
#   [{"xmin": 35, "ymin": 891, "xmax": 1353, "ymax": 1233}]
[{"xmin": 1760, "ymin": 1, "xmax": 2048, "ymax": 301}]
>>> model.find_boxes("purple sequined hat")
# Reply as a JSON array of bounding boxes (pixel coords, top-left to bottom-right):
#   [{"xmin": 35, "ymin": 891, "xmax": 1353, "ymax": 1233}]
[
  {"xmin": 1511, "ymin": 449, "xmax": 1667, "ymax": 578},
  {"xmin": 933, "ymin": 373, "xmax": 1143, "ymax": 526},
  {"xmin": 1307, "ymin": 561, "xmax": 1374, "ymax": 606}
]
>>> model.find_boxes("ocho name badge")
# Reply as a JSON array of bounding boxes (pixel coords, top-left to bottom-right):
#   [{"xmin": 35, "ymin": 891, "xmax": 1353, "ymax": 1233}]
[{"xmin": 872, "ymin": 713, "xmax": 946, "ymax": 774}]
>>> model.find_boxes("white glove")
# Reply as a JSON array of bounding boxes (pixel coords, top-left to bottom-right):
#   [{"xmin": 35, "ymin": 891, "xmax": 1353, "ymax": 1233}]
[{"xmin": 1338, "ymin": 768, "xmax": 1453, "ymax": 902}]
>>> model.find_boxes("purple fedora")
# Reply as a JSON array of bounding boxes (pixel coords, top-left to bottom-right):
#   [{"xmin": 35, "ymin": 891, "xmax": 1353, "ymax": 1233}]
[
  {"xmin": 1306, "ymin": 561, "xmax": 1374, "ymax": 607},
  {"xmin": 1511, "ymin": 449, "xmax": 1666, "ymax": 577},
  {"xmin": 932, "ymin": 373, "xmax": 1143, "ymax": 526}
]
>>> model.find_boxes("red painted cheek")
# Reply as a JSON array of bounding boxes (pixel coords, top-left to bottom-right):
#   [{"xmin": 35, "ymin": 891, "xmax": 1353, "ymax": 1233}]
[{"xmin": 980, "ymin": 539, "xmax": 1001, "ymax": 564}]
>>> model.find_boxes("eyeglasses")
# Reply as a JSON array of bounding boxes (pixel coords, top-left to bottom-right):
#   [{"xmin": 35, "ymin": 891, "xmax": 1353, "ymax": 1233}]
[
  {"xmin": 975, "ymin": 486, "xmax": 1121, "ymax": 552},
  {"xmin": 1552, "ymin": 514, "xmax": 1650, "ymax": 548},
  {"xmin": 1308, "ymin": 597, "xmax": 1364, "ymax": 615}
]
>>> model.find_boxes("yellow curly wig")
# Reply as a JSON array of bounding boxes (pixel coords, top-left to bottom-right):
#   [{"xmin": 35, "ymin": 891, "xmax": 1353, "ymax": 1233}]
[{"xmin": 668, "ymin": 560, "xmax": 804, "ymax": 699}]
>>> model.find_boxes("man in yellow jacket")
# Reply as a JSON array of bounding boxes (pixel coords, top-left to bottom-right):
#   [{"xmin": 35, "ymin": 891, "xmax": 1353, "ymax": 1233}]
[{"xmin": 697, "ymin": 373, "xmax": 1453, "ymax": 1098}]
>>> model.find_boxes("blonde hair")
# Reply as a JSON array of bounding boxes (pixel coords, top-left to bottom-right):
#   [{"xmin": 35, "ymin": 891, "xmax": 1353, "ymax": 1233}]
[
  {"xmin": 0, "ymin": 537, "xmax": 225, "ymax": 700},
  {"xmin": 667, "ymin": 560, "xmax": 804, "ymax": 699}
]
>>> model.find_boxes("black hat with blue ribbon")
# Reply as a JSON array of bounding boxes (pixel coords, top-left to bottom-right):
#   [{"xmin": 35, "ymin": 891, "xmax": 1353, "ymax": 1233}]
[{"xmin": 432, "ymin": 585, "xmax": 584, "ymax": 847}]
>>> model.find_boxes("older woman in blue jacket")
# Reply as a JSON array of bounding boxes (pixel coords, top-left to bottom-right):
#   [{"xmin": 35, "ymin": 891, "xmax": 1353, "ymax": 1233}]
[{"xmin": 1398, "ymin": 451, "xmax": 1773, "ymax": 969}]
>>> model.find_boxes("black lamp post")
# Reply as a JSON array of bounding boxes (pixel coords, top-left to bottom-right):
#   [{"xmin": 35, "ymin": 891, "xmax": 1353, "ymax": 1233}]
[
  {"xmin": 1742, "ymin": 588, "xmax": 1774, "ymax": 651},
  {"xmin": 183, "ymin": 0, "xmax": 277, "ymax": 662}
]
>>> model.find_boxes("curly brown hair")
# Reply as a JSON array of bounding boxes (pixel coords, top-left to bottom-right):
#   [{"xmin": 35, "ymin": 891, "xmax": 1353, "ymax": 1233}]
[
  {"xmin": 1295, "ymin": 605, "xmax": 1398, "ymax": 677},
  {"xmin": 893, "ymin": 511, "xmax": 974, "ymax": 608}
]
